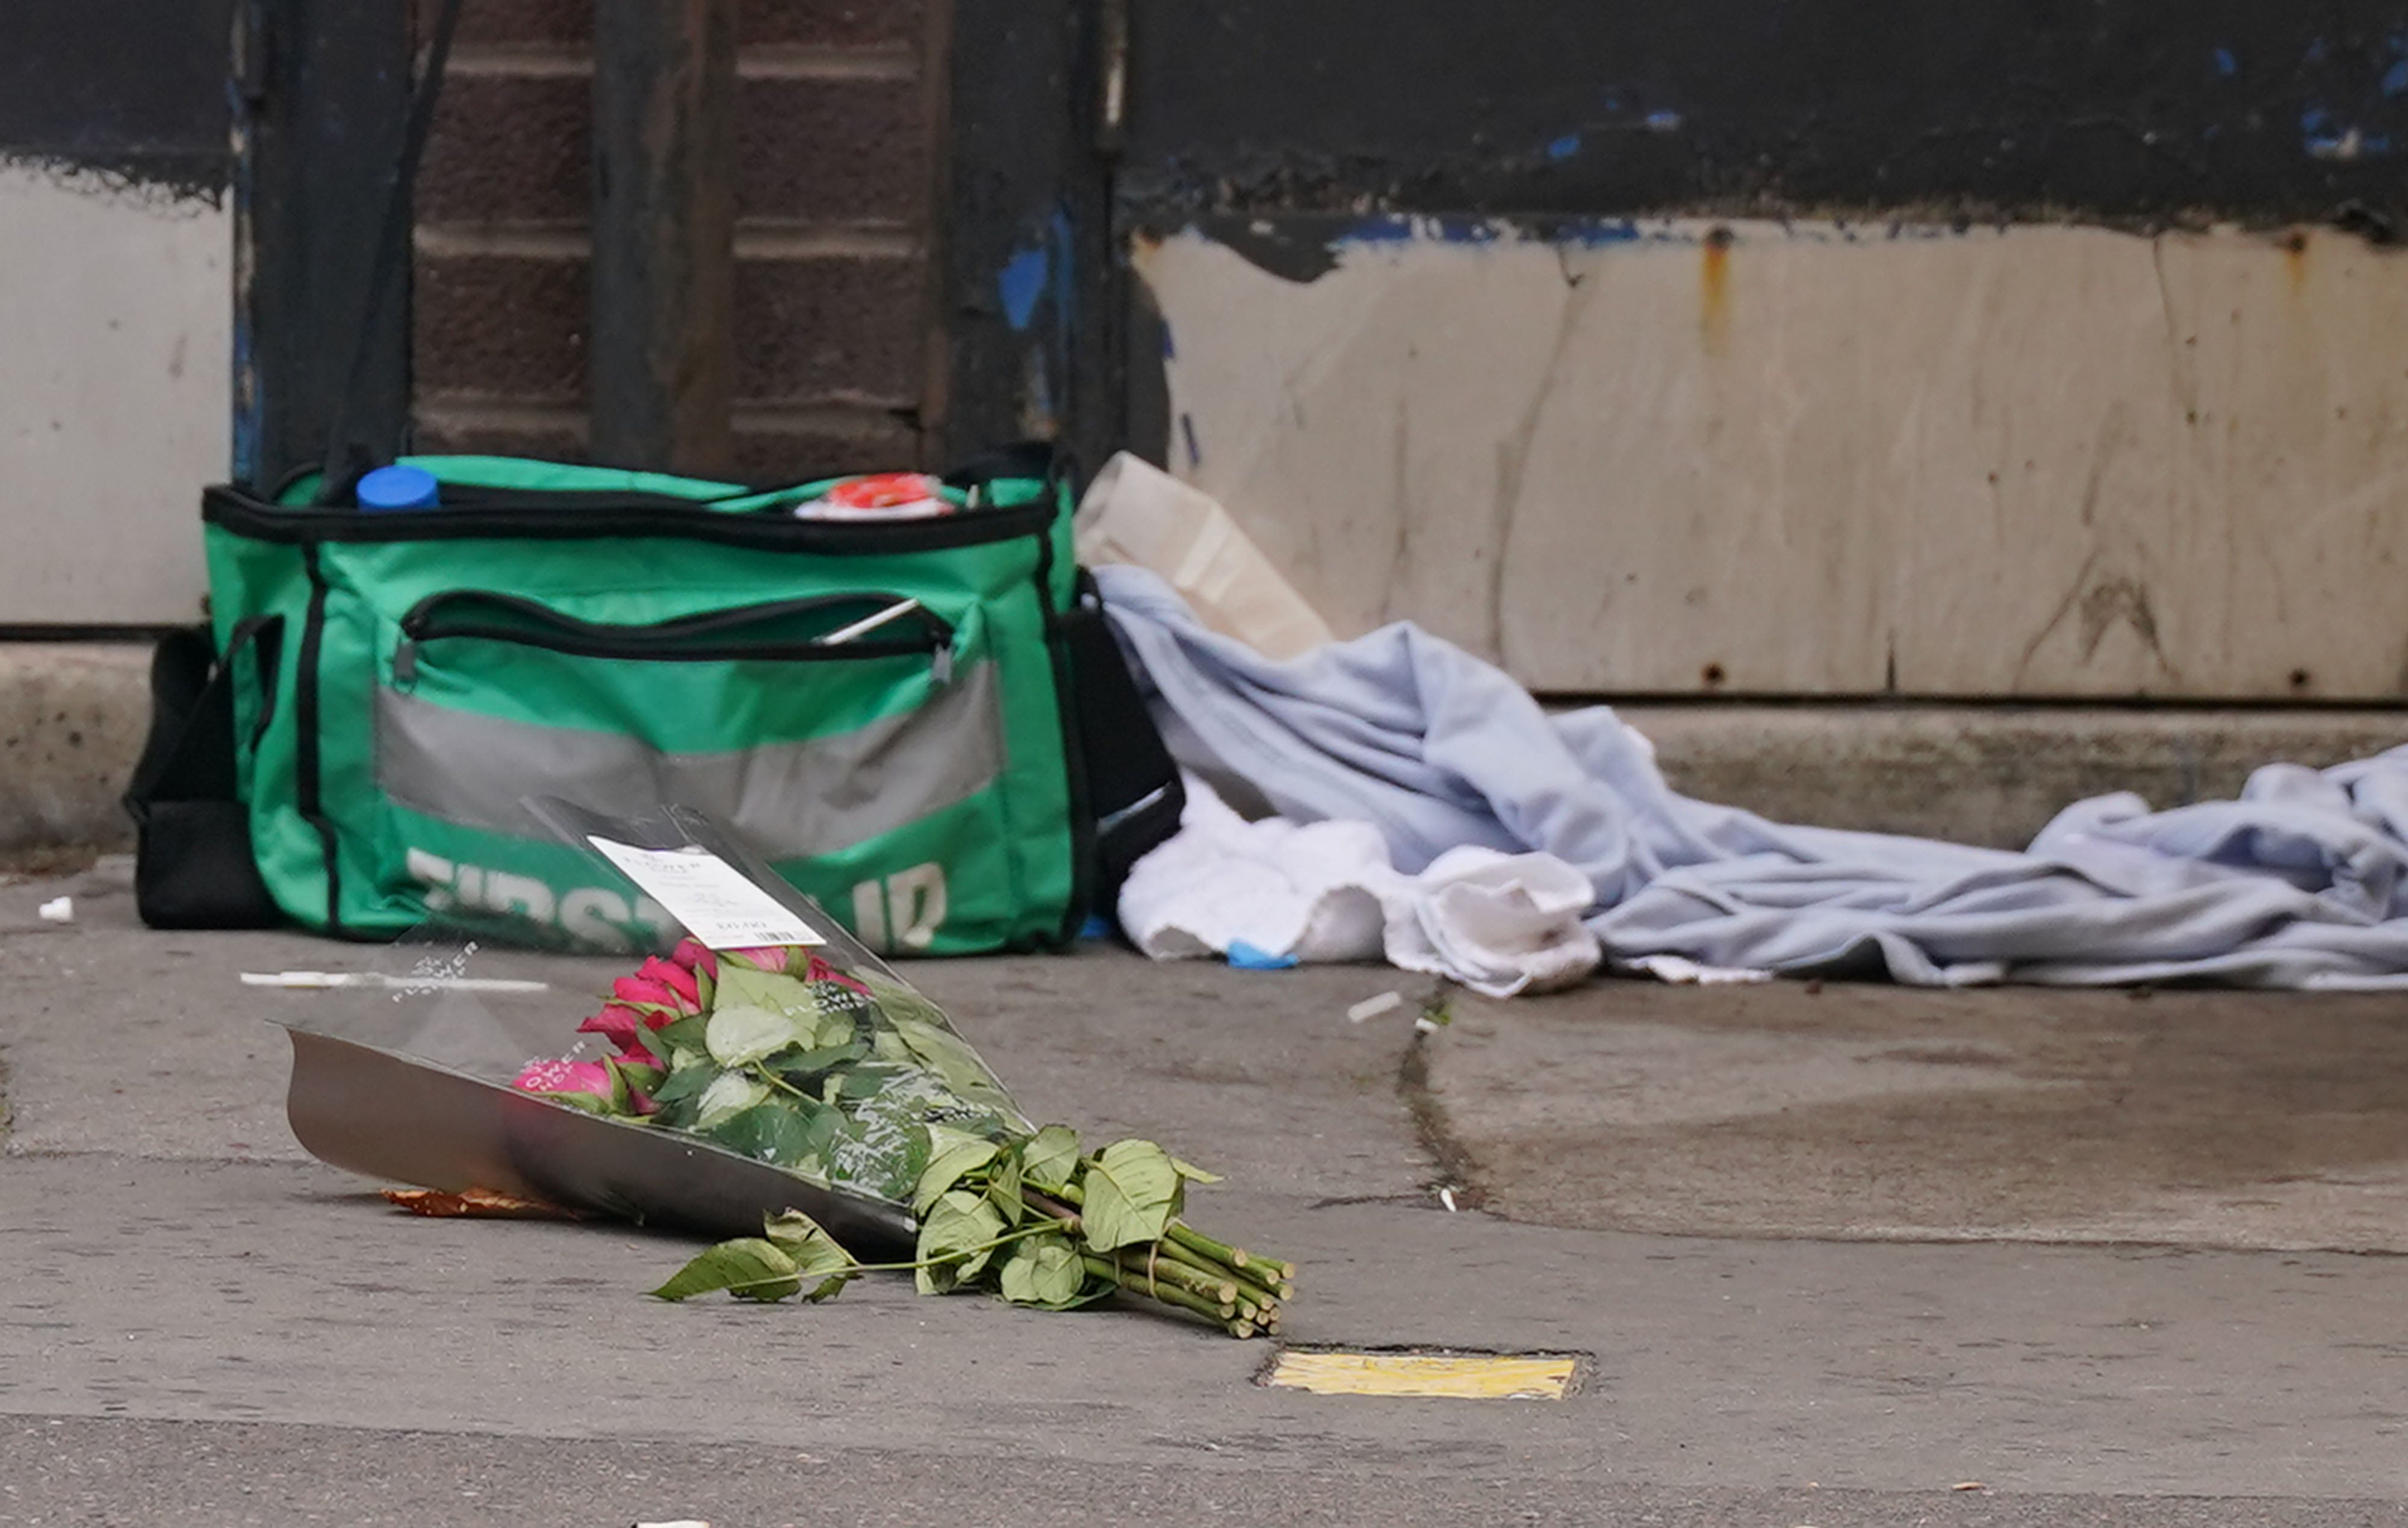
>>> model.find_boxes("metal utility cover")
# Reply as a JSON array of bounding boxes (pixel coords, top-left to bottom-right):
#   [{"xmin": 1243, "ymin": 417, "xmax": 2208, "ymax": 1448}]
[{"xmin": 1265, "ymin": 1349, "xmax": 1578, "ymax": 1400}]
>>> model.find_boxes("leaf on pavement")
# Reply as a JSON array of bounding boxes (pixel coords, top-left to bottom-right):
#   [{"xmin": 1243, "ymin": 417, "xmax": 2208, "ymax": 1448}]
[
  {"xmin": 650, "ymin": 1237, "xmax": 801, "ymax": 1302},
  {"xmin": 761, "ymin": 1208, "xmax": 862, "ymax": 1302}
]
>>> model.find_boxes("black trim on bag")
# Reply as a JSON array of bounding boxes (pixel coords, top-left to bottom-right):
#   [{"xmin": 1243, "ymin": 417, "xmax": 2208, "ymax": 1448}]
[
  {"xmin": 394, "ymin": 590, "xmax": 954, "ymax": 675},
  {"xmin": 297, "ymin": 544, "xmax": 345, "ymax": 935},
  {"xmin": 245, "ymin": 617, "xmax": 287, "ymax": 751},
  {"xmin": 203, "ymin": 485, "xmax": 1055, "ymax": 554},
  {"xmin": 1031, "ymin": 500, "xmax": 1096, "ymax": 951}
]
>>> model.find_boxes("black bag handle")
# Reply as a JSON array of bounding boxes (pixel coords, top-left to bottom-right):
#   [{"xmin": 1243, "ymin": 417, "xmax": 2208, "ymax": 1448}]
[
  {"xmin": 125, "ymin": 616, "xmax": 285, "ymax": 818},
  {"xmin": 125, "ymin": 620, "xmax": 290, "ymax": 930},
  {"xmin": 312, "ymin": 0, "xmax": 468, "ymax": 505}
]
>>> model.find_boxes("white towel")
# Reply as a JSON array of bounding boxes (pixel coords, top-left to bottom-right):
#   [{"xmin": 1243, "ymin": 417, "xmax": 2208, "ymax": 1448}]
[{"xmin": 1117, "ymin": 775, "xmax": 1600, "ymax": 998}]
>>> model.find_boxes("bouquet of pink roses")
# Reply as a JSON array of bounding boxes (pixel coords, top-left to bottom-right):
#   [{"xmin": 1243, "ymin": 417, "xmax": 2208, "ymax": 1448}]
[{"xmin": 510, "ymin": 936, "xmax": 1294, "ymax": 1337}]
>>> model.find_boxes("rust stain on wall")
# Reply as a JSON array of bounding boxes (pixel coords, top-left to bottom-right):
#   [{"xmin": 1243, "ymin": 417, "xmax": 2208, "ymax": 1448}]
[{"xmin": 1699, "ymin": 225, "xmax": 1733, "ymax": 353}]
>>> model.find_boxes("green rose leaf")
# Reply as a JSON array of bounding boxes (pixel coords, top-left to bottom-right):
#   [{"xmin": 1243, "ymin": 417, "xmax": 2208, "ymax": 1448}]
[
  {"xmin": 649, "ymin": 1236, "xmax": 801, "ymax": 1302},
  {"xmin": 772, "ymin": 1042, "xmax": 869, "ymax": 1081},
  {"xmin": 761, "ymin": 1208, "xmax": 861, "ymax": 1302},
  {"xmin": 652, "ymin": 1011, "xmax": 709, "ymax": 1057},
  {"xmin": 860, "ymin": 971, "xmax": 950, "ymax": 1030},
  {"xmin": 996, "ymin": 1231, "xmax": 1099, "ymax": 1309},
  {"xmin": 914, "ymin": 1188, "xmax": 1007, "ymax": 1294},
  {"xmin": 808, "ymin": 1007, "xmax": 861, "ymax": 1051},
  {"xmin": 694, "ymin": 1070, "xmax": 771, "ymax": 1129},
  {"xmin": 985, "ymin": 1142, "xmax": 1026, "ymax": 1226},
  {"xmin": 609, "ymin": 1057, "xmax": 666, "ymax": 1096},
  {"xmin": 839, "ymin": 1121, "xmax": 931, "ymax": 1204},
  {"xmin": 719, "ymin": 964, "xmax": 828, "ymax": 1026},
  {"xmin": 647, "ymin": 1062, "xmax": 721, "ymax": 1109},
  {"xmin": 1077, "ymin": 1138, "xmax": 1182, "ymax": 1253},
  {"xmin": 704, "ymin": 1002, "xmax": 804, "ymax": 1067},
  {"xmin": 705, "ymin": 1099, "xmax": 821, "ymax": 1169},
  {"xmin": 913, "ymin": 1126, "xmax": 1002, "ymax": 1216},
  {"xmin": 1020, "ymin": 1124, "xmax": 1081, "ymax": 1192}
]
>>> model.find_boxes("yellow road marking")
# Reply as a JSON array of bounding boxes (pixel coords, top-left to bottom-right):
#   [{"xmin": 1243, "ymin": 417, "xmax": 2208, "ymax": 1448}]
[{"xmin": 1265, "ymin": 1350, "xmax": 1577, "ymax": 1400}]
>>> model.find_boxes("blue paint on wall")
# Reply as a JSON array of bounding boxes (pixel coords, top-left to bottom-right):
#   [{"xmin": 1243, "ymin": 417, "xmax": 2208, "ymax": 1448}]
[
  {"xmin": 1546, "ymin": 132, "xmax": 1582, "ymax": 160},
  {"xmin": 2212, "ymin": 46, "xmax": 2238, "ymax": 76},
  {"xmin": 1342, "ymin": 213, "xmax": 1651, "ymax": 250},
  {"xmin": 1047, "ymin": 207, "xmax": 1077, "ymax": 337},
  {"xmin": 997, "ymin": 246, "xmax": 1048, "ymax": 332},
  {"xmin": 2383, "ymin": 58, "xmax": 2408, "ymax": 97}
]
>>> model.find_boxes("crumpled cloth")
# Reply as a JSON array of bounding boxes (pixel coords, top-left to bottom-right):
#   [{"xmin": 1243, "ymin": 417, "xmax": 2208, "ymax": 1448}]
[
  {"xmin": 1116, "ymin": 773, "xmax": 1600, "ymax": 997},
  {"xmin": 1096, "ymin": 563, "xmax": 2408, "ymax": 989}
]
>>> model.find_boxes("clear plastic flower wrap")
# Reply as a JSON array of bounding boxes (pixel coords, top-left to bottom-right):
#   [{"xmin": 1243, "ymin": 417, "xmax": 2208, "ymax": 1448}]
[{"xmin": 273, "ymin": 801, "xmax": 1293, "ymax": 1334}]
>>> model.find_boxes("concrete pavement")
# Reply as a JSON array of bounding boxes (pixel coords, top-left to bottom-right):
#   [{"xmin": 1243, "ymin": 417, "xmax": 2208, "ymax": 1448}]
[{"xmin": 3, "ymin": 858, "xmax": 2407, "ymax": 1522}]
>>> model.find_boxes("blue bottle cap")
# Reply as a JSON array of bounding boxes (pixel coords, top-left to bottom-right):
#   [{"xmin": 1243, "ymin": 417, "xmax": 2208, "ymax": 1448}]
[{"xmin": 358, "ymin": 464, "xmax": 441, "ymax": 511}]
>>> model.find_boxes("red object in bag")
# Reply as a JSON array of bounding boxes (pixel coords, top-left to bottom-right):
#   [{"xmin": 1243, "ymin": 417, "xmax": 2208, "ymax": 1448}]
[{"xmin": 796, "ymin": 473, "xmax": 951, "ymax": 520}]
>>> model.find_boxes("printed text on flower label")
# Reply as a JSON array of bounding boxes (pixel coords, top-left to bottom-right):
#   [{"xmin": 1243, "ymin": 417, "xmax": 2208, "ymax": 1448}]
[
  {"xmin": 588, "ymin": 837, "xmax": 824, "ymax": 949},
  {"xmin": 851, "ymin": 863, "xmax": 948, "ymax": 951}
]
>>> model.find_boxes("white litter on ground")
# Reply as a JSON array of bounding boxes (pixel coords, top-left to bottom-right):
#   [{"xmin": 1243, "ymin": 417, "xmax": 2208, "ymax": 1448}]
[
  {"xmin": 1347, "ymin": 990, "xmax": 1404, "ymax": 1023},
  {"xmin": 36, "ymin": 896, "xmax": 72, "ymax": 924}
]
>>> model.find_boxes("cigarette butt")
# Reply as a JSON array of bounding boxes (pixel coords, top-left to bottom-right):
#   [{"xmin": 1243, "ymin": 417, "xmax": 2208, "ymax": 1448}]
[
  {"xmin": 240, "ymin": 971, "xmax": 551, "ymax": 993},
  {"xmin": 1347, "ymin": 990, "xmax": 1403, "ymax": 1023}
]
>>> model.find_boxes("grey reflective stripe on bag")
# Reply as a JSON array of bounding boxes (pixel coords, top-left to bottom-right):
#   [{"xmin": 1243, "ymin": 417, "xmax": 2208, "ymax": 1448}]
[{"xmin": 375, "ymin": 661, "xmax": 1006, "ymax": 862}]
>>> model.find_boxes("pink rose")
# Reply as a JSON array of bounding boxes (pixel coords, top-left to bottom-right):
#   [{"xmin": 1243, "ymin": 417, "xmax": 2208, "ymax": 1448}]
[
  {"xmin": 511, "ymin": 1057, "xmax": 615, "ymax": 1098},
  {"xmin": 722, "ymin": 945, "xmax": 794, "ymax": 974},
  {"xmin": 576, "ymin": 1002, "xmax": 647, "ymax": 1045},
  {"xmin": 611, "ymin": 975, "xmax": 683, "ymax": 1015},
  {"xmin": 805, "ymin": 954, "xmax": 870, "ymax": 995},
  {"xmin": 635, "ymin": 955, "xmax": 701, "ymax": 1010},
  {"xmin": 668, "ymin": 937, "xmax": 718, "ymax": 981},
  {"xmin": 511, "ymin": 1055, "xmax": 656, "ymax": 1115}
]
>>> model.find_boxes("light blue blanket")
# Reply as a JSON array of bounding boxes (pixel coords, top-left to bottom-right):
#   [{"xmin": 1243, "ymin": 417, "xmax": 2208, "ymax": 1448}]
[{"xmin": 1097, "ymin": 564, "xmax": 2408, "ymax": 988}]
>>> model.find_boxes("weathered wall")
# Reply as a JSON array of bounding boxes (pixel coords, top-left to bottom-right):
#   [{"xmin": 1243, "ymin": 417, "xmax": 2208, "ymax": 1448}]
[
  {"xmin": 1137, "ymin": 218, "xmax": 2408, "ymax": 698},
  {"xmin": 412, "ymin": 0, "xmax": 941, "ymax": 479},
  {"xmin": 0, "ymin": 0, "xmax": 234, "ymax": 627},
  {"xmin": 0, "ymin": 169, "xmax": 228, "ymax": 626},
  {"xmin": 1112, "ymin": 2, "xmax": 2408, "ymax": 700}
]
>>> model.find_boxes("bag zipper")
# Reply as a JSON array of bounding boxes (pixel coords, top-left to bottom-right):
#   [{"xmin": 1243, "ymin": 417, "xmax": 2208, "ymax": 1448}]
[
  {"xmin": 391, "ymin": 591, "xmax": 955, "ymax": 688},
  {"xmin": 203, "ymin": 484, "xmax": 1054, "ymax": 553}
]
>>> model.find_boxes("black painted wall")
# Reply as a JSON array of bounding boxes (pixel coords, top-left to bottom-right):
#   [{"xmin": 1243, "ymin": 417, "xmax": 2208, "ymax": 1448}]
[
  {"xmin": 948, "ymin": 2, "xmax": 2408, "ymax": 473},
  {"xmin": 1119, "ymin": 1, "xmax": 2408, "ymax": 231},
  {"xmin": 0, "ymin": 0, "xmax": 236, "ymax": 192}
]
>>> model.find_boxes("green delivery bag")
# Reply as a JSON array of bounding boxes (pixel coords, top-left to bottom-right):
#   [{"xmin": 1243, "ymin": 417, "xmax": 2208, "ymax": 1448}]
[{"xmin": 185, "ymin": 445, "xmax": 1129, "ymax": 955}]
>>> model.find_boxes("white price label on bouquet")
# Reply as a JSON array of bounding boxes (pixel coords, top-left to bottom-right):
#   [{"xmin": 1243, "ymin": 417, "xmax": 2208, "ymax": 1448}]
[{"xmin": 587, "ymin": 837, "xmax": 824, "ymax": 949}]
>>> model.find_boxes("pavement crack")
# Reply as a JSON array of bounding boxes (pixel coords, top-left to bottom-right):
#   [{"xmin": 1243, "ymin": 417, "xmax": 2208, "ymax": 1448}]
[{"xmin": 1398, "ymin": 1025, "xmax": 1483, "ymax": 1210}]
